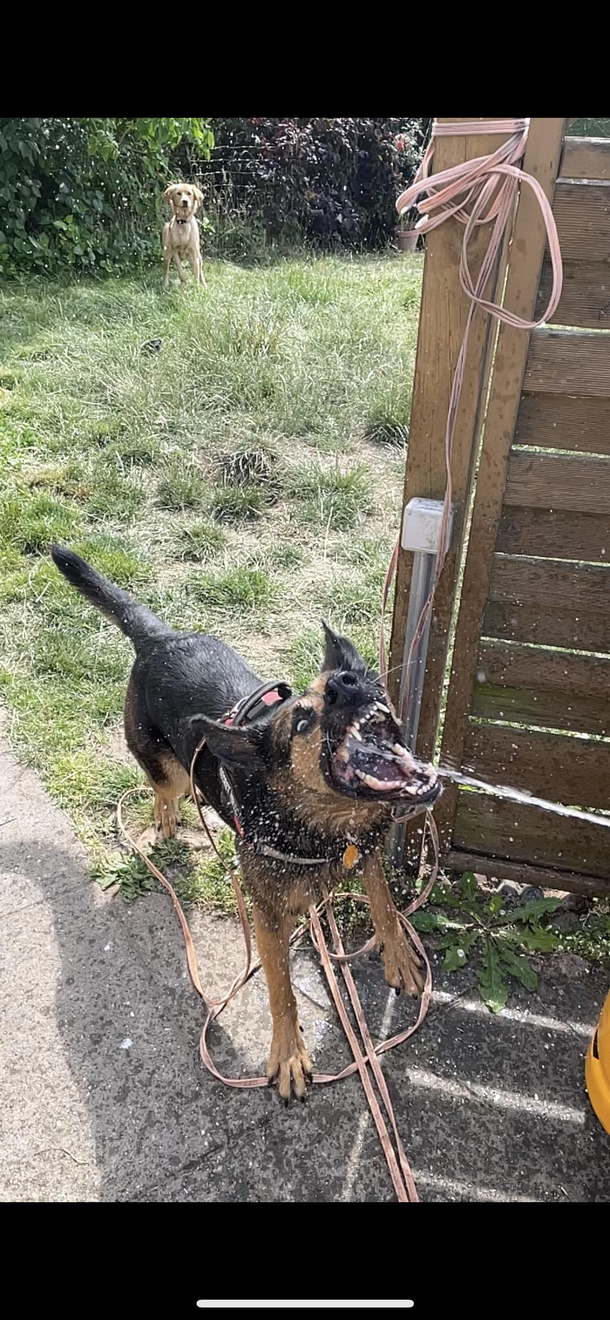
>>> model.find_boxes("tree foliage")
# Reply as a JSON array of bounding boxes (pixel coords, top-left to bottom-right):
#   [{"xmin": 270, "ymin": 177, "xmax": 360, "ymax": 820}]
[
  {"xmin": 0, "ymin": 118, "xmax": 213, "ymax": 277},
  {"xmin": 183, "ymin": 117, "xmax": 431, "ymax": 255}
]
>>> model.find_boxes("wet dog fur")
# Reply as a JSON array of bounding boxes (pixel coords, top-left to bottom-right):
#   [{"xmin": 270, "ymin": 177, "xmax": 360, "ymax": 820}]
[{"xmin": 51, "ymin": 546, "xmax": 440, "ymax": 1100}]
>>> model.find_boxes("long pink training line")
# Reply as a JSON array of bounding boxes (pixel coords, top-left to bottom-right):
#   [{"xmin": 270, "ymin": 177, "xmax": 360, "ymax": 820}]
[{"xmin": 380, "ymin": 118, "xmax": 563, "ymax": 685}]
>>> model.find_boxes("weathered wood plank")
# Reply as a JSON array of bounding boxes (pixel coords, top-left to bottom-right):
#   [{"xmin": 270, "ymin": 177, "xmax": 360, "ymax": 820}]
[
  {"xmin": 537, "ymin": 257, "xmax": 610, "ymax": 328},
  {"xmin": 496, "ymin": 506, "xmax": 610, "ymax": 561},
  {"xmin": 504, "ymin": 451, "xmax": 610, "ymax": 515},
  {"xmin": 463, "ymin": 722, "xmax": 610, "ymax": 811},
  {"xmin": 484, "ymin": 556, "xmax": 610, "ymax": 651},
  {"xmin": 483, "ymin": 602, "xmax": 610, "ymax": 651},
  {"xmin": 472, "ymin": 641, "xmax": 610, "ymax": 736},
  {"xmin": 524, "ymin": 328, "xmax": 610, "ymax": 396},
  {"xmin": 561, "ymin": 136, "xmax": 610, "ymax": 181},
  {"xmin": 552, "ymin": 182, "xmax": 610, "ymax": 261},
  {"xmin": 514, "ymin": 393, "xmax": 610, "ymax": 454},
  {"xmin": 453, "ymin": 790, "xmax": 610, "ymax": 879},
  {"xmin": 431, "ymin": 119, "xmax": 567, "ymax": 852},
  {"xmin": 490, "ymin": 554, "xmax": 610, "ymax": 614},
  {"xmin": 472, "ymin": 683, "xmax": 609, "ymax": 736},
  {"xmin": 445, "ymin": 850, "xmax": 609, "ymax": 898}
]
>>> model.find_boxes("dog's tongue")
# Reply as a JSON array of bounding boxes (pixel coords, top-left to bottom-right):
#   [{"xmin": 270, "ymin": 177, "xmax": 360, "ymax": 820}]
[
  {"xmin": 347, "ymin": 736, "xmax": 425, "ymax": 793},
  {"xmin": 349, "ymin": 736, "xmax": 417, "ymax": 777}
]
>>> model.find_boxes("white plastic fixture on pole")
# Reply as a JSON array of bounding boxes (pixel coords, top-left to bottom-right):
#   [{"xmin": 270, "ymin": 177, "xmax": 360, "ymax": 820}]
[{"xmin": 387, "ymin": 497, "xmax": 454, "ymax": 866}]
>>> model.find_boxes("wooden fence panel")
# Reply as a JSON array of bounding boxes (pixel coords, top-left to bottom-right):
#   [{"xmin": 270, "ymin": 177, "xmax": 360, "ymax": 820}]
[
  {"xmin": 552, "ymin": 182, "xmax": 610, "ymax": 261},
  {"xmin": 524, "ymin": 328, "xmax": 610, "ymax": 396},
  {"xmin": 483, "ymin": 556, "xmax": 610, "ymax": 651},
  {"xmin": 514, "ymin": 394, "xmax": 610, "ymax": 454},
  {"xmin": 496, "ymin": 507, "xmax": 610, "ymax": 561},
  {"xmin": 503, "ymin": 451, "xmax": 610, "ymax": 516},
  {"xmin": 561, "ymin": 137, "xmax": 610, "ymax": 180},
  {"xmin": 472, "ymin": 642, "xmax": 610, "ymax": 736},
  {"xmin": 453, "ymin": 790, "xmax": 609, "ymax": 881},
  {"xmin": 390, "ymin": 121, "xmax": 610, "ymax": 894},
  {"xmin": 537, "ymin": 258, "xmax": 610, "ymax": 328},
  {"xmin": 463, "ymin": 722, "xmax": 610, "ymax": 811}
]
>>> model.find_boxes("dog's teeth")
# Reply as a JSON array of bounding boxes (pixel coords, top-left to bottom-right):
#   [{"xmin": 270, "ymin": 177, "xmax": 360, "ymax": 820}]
[
  {"xmin": 349, "ymin": 727, "xmax": 363, "ymax": 742},
  {"xmin": 393, "ymin": 743, "xmax": 416, "ymax": 765},
  {"xmin": 362, "ymin": 772, "xmax": 401, "ymax": 791},
  {"xmin": 336, "ymin": 744, "xmax": 350, "ymax": 763},
  {"xmin": 376, "ymin": 702, "xmax": 390, "ymax": 714}
]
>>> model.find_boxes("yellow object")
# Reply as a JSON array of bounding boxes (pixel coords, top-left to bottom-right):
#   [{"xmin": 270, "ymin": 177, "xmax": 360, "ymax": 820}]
[
  {"xmin": 342, "ymin": 844, "xmax": 360, "ymax": 871},
  {"xmin": 585, "ymin": 987, "xmax": 610, "ymax": 1134}
]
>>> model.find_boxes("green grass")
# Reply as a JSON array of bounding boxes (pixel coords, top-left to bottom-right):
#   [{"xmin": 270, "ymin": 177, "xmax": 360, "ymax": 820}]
[
  {"xmin": 193, "ymin": 565, "xmax": 275, "ymax": 610},
  {"xmin": 178, "ymin": 520, "xmax": 228, "ymax": 562},
  {"xmin": 216, "ymin": 439, "xmax": 281, "ymax": 489},
  {"xmin": 0, "ymin": 253, "xmax": 422, "ymax": 897},
  {"xmin": 155, "ymin": 463, "xmax": 206, "ymax": 510},
  {"xmin": 210, "ymin": 485, "xmax": 267, "ymax": 522},
  {"xmin": 289, "ymin": 464, "xmax": 372, "ymax": 530}
]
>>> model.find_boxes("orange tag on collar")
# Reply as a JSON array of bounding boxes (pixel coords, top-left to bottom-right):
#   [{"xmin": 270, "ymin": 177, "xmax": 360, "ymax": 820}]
[{"xmin": 342, "ymin": 844, "xmax": 359, "ymax": 870}]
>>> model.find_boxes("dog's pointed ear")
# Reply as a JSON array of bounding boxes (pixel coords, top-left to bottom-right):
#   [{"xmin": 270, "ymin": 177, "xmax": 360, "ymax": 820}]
[
  {"xmin": 321, "ymin": 620, "xmax": 369, "ymax": 676},
  {"xmin": 193, "ymin": 186, "xmax": 203, "ymax": 208},
  {"xmin": 189, "ymin": 713, "xmax": 263, "ymax": 770}
]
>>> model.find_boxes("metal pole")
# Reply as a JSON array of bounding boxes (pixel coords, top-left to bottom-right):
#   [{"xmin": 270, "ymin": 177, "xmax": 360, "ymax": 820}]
[{"xmin": 387, "ymin": 499, "xmax": 453, "ymax": 868}]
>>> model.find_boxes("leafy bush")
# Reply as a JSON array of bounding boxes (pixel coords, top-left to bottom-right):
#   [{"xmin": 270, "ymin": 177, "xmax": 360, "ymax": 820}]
[
  {"xmin": 0, "ymin": 118, "xmax": 213, "ymax": 278},
  {"xmin": 410, "ymin": 873, "xmax": 562, "ymax": 1013},
  {"xmin": 182, "ymin": 118, "xmax": 430, "ymax": 254}
]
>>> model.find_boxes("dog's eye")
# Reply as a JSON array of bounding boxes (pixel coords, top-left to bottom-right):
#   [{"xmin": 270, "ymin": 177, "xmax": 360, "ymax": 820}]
[{"xmin": 294, "ymin": 710, "xmax": 314, "ymax": 735}]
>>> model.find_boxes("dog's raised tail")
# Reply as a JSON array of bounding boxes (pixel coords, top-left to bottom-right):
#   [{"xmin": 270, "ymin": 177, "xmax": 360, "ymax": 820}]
[{"xmin": 51, "ymin": 546, "xmax": 171, "ymax": 646}]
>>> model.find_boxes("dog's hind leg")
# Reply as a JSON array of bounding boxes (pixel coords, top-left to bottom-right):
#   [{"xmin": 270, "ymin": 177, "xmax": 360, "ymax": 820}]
[
  {"xmin": 252, "ymin": 903, "xmax": 313, "ymax": 1101},
  {"xmin": 124, "ymin": 676, "xmax": 189, "ymax": 838}
]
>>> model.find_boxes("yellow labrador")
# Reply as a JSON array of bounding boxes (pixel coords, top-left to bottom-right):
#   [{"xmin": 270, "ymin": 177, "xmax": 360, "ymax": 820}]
[{"xmin": 162, "ymin": 183, "xmax": 206, "ymax": 290}]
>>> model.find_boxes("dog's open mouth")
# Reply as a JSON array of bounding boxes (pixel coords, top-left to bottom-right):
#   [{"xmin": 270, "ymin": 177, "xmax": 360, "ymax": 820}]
[{"xmin": 329, "ymin": 700, "xmax": 440, "ymax": 804}]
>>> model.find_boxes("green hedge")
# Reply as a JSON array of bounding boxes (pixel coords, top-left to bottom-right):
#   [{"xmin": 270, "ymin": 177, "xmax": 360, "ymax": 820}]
[{"xmin": 0, "ymin": 118, "xmax": 212, "ymax": 279}]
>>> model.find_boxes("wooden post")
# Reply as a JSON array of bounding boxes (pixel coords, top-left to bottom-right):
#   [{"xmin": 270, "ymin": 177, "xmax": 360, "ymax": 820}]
[
  {"xmin": 388, "ymin": 118, "xmax": 516, "ymax": 862},
  {"xmin": 434, "ymin": 118, "xmax": 567, "ymax": 853}
]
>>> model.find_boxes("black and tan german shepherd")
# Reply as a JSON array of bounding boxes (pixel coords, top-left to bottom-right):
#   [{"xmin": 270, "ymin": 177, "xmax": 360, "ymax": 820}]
[{"xmin": 52, "ymin": 546, "xmax": 440, "ymax": 1100}]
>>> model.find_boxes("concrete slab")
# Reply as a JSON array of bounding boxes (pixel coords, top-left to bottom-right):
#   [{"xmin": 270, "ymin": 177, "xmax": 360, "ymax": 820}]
[{"xmin": 1, "ymin": 739, "xmax": 609, "ymax": 1203}]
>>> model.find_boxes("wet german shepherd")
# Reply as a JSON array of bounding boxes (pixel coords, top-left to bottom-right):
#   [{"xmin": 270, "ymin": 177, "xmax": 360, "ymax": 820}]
[{"xmin": 52, "ymin": 546, "xmax": 440, "ymax": 1100}]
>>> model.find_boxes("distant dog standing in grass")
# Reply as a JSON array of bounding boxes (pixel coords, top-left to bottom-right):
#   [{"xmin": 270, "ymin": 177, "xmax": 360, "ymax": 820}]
[{"xmin": 162, "ymin": 183, "xmax": 206, "ymax": 290}]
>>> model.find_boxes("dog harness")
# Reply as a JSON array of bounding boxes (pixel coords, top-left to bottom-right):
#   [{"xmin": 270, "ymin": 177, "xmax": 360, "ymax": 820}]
[{"xmin": 215, "ymin": 680, "xmax": 360, "ymax": 870}]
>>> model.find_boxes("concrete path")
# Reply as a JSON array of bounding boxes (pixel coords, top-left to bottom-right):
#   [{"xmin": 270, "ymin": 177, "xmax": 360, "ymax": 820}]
[{"xmin": 1, "ymin": 738, "xmax": 609, "ymax": 1203}]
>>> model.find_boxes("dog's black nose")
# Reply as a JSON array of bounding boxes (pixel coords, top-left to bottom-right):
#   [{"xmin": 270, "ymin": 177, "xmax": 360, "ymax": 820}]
[{"xmin": 326, "ymin": 670, "xmax": 362, "ymax": 705}]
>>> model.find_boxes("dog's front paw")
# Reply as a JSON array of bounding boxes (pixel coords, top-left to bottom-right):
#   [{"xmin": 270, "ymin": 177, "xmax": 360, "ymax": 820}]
[
  {"xmin": 381, "ymin": 925, "xmax": 424, "ymax": 998},
  {"xmin": 153, "ymin": 795, "xmax": 180, "ymax": 839},
  {"xmin": 267, "ymin": 1019, "xmax": 313, "ymax": 1102}
]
